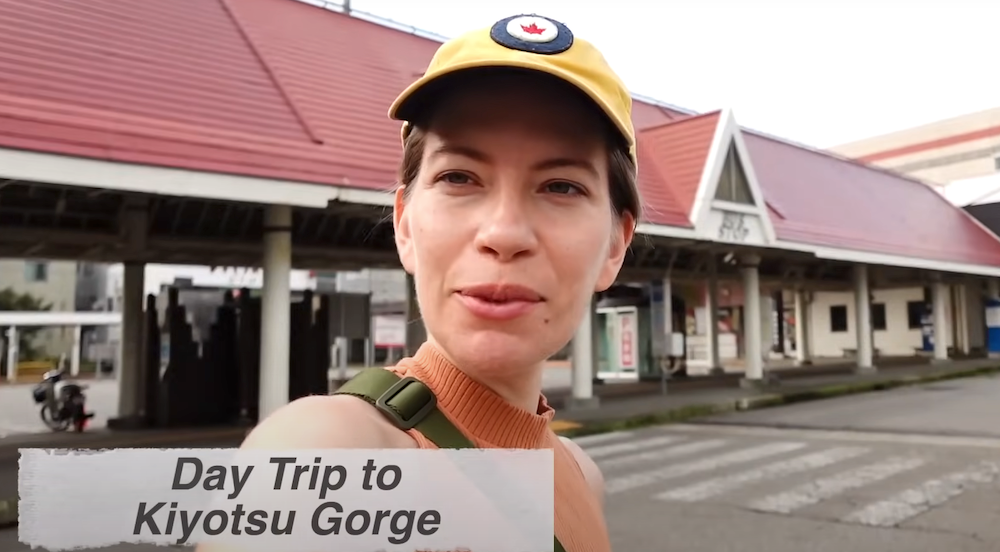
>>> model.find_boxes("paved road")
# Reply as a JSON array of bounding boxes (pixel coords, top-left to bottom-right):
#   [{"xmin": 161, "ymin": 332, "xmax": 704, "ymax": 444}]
[
  {"xmin": 700, "ymin": 374, "xmax": 1000, "ymax": 438},
  {"xmin": 0, "ymin": 367, "xmax": 573, "ymax": 437},
  {"xmin": 2, "ymin": 375, "xmax": 999, "ymax": 551},
  {"xmin": 0, "ymin": 378, "xmax": 119, "ymax": 437}
]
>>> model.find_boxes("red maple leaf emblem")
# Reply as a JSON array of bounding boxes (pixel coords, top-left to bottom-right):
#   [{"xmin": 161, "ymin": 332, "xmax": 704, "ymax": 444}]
[{"xmin": 520, "ymin": 23, "xmax": 546, "ymax": 35}]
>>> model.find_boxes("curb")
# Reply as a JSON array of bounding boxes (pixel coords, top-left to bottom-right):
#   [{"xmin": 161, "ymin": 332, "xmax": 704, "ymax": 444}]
[
  {"xmin": 553, "ymin": 365, "xmax": 1000, "ymax": 439},
  {"xmin": 0, "ymin": 366, "xmax": 997, "ymax": 530}
]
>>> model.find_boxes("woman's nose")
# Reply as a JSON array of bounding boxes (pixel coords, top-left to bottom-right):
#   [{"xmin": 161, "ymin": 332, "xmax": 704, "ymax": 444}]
[{"xmin": 473, "ymin": 190, "xmax": 539, "ymax": 261}]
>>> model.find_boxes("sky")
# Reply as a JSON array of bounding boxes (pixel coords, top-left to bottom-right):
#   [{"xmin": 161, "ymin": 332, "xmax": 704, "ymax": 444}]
[{"xmin": 341, "ymin": 0, "xmax": 999, "ymax": 149}]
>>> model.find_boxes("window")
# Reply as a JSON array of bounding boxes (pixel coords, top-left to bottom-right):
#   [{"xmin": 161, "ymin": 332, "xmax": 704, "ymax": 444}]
[
  {"xmin": 24, "ymin": 261, "xmax": 48, "ymax": 283},
  {"xmin": 906, "ymin": 300, "xmax": 927, "ymax": 329},
  {"xmin": 714, "ymin": 142, "xmax": 755, "ymax": 205},
  {"xmin": 871, "ymin": 303, "xmax": 887, "ymax": 331},
  {"xmin": 829, "ymin": 305, "xmax": 848, "ymax": 332}
]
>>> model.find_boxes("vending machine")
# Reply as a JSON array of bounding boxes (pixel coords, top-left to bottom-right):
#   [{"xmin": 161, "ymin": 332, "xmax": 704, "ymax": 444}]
[{"xmin": 595, "ymin": 303, "xmax": 656, "ymax": 381}]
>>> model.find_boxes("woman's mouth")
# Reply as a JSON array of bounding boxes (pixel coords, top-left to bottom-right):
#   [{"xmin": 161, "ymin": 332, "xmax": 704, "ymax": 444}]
[{"xmin": 456, "ymin": 284, "xmax": 543, "ymax": 321}]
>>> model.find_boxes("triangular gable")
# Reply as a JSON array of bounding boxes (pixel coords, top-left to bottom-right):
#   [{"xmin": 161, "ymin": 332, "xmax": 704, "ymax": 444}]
[
  {"xmin": 688, "ymin": 109, "xmax": 776, "ymax": 246},
  {"xmin": 713, "ymin": 142, "xmax": 754, "ymax": 204}
]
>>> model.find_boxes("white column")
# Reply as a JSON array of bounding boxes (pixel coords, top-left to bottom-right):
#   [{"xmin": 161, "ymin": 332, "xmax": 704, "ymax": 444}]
[
  {"xmin": 70, "ymin": 325, "xmax": 82, "ymax": 377},
  {"xmin": 953, "ymin": 284, "xmax": 970, "ymax": 355},
  {"xmin": 853, "ymin": 264, "xmax": 875, "ymax": 372},
  {"xmin": 116, "ymin": 262, "xmax": 146, "ymax": 419},
  {"xmin": 706, "ymin": 255, "xmax": 721, "ymax": 373},
  {"xmin": 740, "ymin": 254, "xmax": 764, "ymax": 384},
  {"xmin": 661, "ymin": 277, "xmax": 673, "ymax": 358},
  {"xmin": 932, "ymin": 280, "xmax": 949, "ymax": 362},
  {"xmin": 5, "ymin": 326, "xmax": 18, "ymax": 383},
  {"xmin": 794, "ymin": 288, "xmax": 812, "ymax": 366},
  {"xmin": 569, "ymin": 295, "xmax": 599, "ymax": 409},
  {"xmin": 259, "ymin": 204, "xmax": 293, "ymax": 421}
]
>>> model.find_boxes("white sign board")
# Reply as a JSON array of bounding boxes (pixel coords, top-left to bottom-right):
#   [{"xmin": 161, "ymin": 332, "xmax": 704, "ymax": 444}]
[
  {"xmin": 618, "ymin": 310, "xmax": 638, "ymax": 370},
  {"xmin": 705, "ymin": 208, "xmax": 768, "ymax": 246},
  {"xmin": 373, "ymin": 315, "xmax": 406, "ymax": 348}
]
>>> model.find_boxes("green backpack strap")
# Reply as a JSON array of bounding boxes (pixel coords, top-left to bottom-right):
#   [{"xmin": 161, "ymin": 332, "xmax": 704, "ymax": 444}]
[{"xmin": 333, "ymin": 368, "xmax": 568, "ymax": 552}]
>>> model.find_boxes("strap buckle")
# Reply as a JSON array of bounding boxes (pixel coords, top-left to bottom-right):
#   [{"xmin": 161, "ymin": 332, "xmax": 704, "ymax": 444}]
[{"xmin": 375, "ymin": 376, "xmax": 437, "ymax": 430}]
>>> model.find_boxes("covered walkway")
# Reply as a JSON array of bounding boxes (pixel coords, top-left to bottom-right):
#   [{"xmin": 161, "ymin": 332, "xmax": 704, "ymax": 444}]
[{"xmin": 2, "ymin": 0, "xmax": 1000, "ymax": 425}]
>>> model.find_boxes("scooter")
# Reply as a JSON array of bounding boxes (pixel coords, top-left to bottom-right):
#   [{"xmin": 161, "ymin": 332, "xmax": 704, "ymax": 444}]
[{"xmin": 31, "ymin": 362, "xmax": 95, "ymax": 432}]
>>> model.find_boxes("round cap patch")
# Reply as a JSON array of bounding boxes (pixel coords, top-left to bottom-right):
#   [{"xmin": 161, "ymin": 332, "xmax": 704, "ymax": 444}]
[{"xmin": 490, "ymin": 14, "xmax": 574, "ymax": 55}]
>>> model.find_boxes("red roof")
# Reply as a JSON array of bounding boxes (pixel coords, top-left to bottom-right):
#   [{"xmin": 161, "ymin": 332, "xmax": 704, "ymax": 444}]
[
  {"xmin": 638, "ymin": 112, "xmax": 721, "ymax": 220},
  {"xmin": 744, "ymin": 132, "xmax": 1000, "ymax": 266},
  {"xmin": 2, "ymin": 0, "xmax": 1000, "ymax": 267}
]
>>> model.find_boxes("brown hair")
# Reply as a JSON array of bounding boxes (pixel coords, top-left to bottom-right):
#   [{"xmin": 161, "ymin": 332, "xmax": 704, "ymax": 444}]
[{"xmin": 398, "ymin": 126, "xmax": 641, "ymax": 228}]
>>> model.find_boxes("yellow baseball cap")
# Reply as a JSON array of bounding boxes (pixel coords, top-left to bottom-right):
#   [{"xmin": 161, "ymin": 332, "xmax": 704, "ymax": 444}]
[{"xmin": 388, "ymin": 14, "xmax": 636, "ymax": 162}]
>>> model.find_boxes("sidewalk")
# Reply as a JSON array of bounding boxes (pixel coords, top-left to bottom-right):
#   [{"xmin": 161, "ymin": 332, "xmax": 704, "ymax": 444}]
[
  {"xmin": 2, "ymin": 357, "xmax": 999, "ymax": 528},
  {"xmin": 1, "ymin": 356, "xmax": 996, "ymax": 454},
  {"xmin": 550, "ymin": 358, "xmax": 1000, "ymax": 436}
]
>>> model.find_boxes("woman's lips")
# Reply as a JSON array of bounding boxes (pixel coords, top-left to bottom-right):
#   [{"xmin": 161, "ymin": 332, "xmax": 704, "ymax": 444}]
[{"xmin": 456, "ymin": 283, "xmax": 543, "ymax": 321}]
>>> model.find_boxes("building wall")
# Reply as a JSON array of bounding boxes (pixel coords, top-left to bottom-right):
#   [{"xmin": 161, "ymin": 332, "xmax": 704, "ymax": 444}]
[
  {"xmin": 807, "ymin": 287, "xmax": 954, "ymax": 358},
  {"xmin": 830, "ymin": 107, "xmax": 1000, "ymax": 186},
  {"xmin": 0, "ymin": 259, "xmax": 78, "ymax": 358},
  {"xmin": 75, "ymin": 262, "xmax": 109, "ymax": 311}
]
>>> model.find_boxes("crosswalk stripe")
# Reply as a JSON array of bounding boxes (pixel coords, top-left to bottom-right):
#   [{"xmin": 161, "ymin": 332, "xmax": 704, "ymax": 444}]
[
  {"xmin": 584, "ymin": 435, "xmax": 685, "ymax": 459},
  {"xmin": 573, "ymin": 431, "xmax": 635, "ymax": 446},
  {"xmin": 599, "ymin": 439, "xmax": 729, "ymax": 469},
  {"xmin": 748, "ymin": 456, "xmax": 927, "ymax": 514},
  {"xmin": 841, "ymin": 461, "xmax": 1000, "ymax": 527},
  {"xmin": 605, "ymin": 442, "xmax": 807, "ymax": 495},
  {"xmin": 654, "ymin": 446, "xmax": 870, "ymax": 502}
]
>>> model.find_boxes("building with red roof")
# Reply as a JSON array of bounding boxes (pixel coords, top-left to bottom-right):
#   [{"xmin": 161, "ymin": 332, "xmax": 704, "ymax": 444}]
[{"xmin": 1, "ymin": 0, "xmax": 998, "ymax": 416}]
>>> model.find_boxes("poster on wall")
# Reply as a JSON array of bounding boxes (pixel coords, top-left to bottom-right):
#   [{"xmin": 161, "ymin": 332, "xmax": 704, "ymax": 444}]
[
  {"xmin": 372, "ymin": 315, "xmax": 406, "ymax": 348},
  {"xmin": 619, "ymin": 310, "xmax": 638, "ymax": 370}
]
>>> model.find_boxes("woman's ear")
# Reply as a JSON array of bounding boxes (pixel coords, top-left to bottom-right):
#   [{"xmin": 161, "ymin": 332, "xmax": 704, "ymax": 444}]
[
  {"xmin": 594, "ymin": 212, "xmax": 635, "ymax": 292},
  {"xmin": 393, "ymin": 185, "xmax": 416, "ymax": 275}
]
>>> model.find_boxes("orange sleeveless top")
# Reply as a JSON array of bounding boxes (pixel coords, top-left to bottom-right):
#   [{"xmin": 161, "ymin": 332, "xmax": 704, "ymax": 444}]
[{"xmin": 385, "ymin": 343, "xmax": 611, "ymax": 552}]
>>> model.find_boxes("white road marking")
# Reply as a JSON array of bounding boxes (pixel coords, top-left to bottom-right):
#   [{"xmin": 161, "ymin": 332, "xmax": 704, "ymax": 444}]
[
  {"xmin": 842, "ymin": 461, "xmax": 1000, "ymax": 527},
  {"xmin": 654, "ymin": 446, "xmax": 870, "ymax": 502},
  {"xmin": 599, "ymin": 439, "xmax": 730, "ymax": 469},
  {"xmin": 573, "ymin": 431, "xmax": 635, "ymax": 446},
  {"xmin": 748, "ymin": 456, "xmax": 926, "ymax": 514},
  {"xmin": 604, "ymin": 442, "xmax": 807, "ymax": 495},
  {"xmin": 584, "ymin": 435, "xmax": 685, "ymax": 459}
]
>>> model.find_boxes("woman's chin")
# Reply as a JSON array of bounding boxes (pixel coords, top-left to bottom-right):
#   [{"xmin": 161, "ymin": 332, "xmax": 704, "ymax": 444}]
[{"xmin": 437, "ymin": 329, "xmax": 557, "ymax": 373}]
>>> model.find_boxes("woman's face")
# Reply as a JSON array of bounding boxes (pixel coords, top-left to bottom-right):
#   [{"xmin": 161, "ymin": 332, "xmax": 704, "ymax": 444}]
[{"xmin": 393, "ymin": 73, "xmax": 634, "ymax": 378}]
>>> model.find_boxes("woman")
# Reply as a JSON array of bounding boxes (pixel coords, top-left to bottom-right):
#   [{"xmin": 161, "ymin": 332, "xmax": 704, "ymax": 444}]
[{"xmin": 224, "ymin": 13, "xmax": 639, "ymax": 552}]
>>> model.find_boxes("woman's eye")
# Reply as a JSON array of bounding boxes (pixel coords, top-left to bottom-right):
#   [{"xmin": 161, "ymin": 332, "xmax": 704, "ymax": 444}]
[
  {"xmin": 545, "ymin": 181, "xmax": 582, "ymax": 195},
  {"xmin": 439, "ymin": 172, "xmax": 473, "ymax": 185}
]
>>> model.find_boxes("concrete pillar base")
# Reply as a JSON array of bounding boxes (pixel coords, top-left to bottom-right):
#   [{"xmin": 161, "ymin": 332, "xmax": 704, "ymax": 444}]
[
  {"xmin": 708, "ymin": 366, "xmax": 726, "ymax": 376},
  {"xmin": 989, "ymin": 352, "xmax": 1000, "ymax": 359},
  {"xmin": 795, "ymin": 359, "xmax": 813, "ymax": 367},
  {"xmin": 565, "ymin": 396, "xmax": 601, "ymax": 410},
  {"xmin": 107, "ymin": 415, "xmax": 148, "ymax": 431},
  {"xmin": 740, "ymin": 373, "xmax": 779, "ymax": 390},
  {"xmin": 930, "ymin": 357, "xmax": 951, "ymax": 365},
  {"xmin": 855, "ymin": 365, "xmax": 878, "ymax": 375}
]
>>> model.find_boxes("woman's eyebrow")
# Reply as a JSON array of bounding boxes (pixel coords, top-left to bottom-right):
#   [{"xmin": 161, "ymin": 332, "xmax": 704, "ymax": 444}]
[
  {"xmin": 533, "ymin": 158, "xmax": 598, "ymax": 178},
  {"xmin": 430, "ymin": 144, "xmax": 597, "ymax": 177},
  {"xmin": 429, "ymin": 144, "xmax": 490, "ymax": 163}
]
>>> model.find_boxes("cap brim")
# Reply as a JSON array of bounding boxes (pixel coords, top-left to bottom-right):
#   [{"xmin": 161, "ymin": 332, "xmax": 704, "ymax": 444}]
[{"xmin": 388, "ymin": 60, "xmax": 632, "ymax": 149}]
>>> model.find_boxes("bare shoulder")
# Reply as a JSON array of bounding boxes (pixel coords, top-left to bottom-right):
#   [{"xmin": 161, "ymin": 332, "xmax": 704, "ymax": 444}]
[
  {"xmin": 559, "ymin": 436, "xmax": 605, "ymax": 507},
  {"xmin": 241, "ymin": 394, "xmax": 418, "ymax": 450},
  {"xmin": 195, "ymin": 396, "xmax": 416, "ymax": 551}
]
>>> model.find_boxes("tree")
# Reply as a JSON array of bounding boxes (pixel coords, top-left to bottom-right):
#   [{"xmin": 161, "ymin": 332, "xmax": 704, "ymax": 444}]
[{"xmin": 0, "ymin": 286, "xmax": 53, "ymax": 362}]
